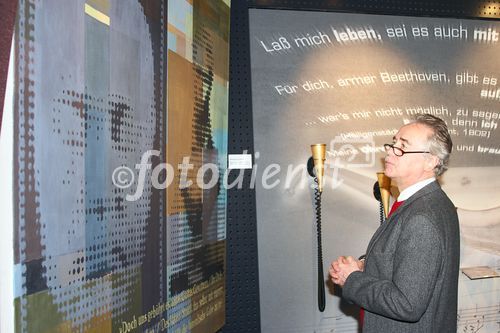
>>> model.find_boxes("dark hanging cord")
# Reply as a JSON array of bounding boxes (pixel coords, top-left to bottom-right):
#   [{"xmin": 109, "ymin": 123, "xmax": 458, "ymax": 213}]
[
  {"xmin": 314, "ymin": 177, "xmax": 326, "ymax": 312},
  {"xmin": 379, "ymin": 201, "xmax": 385, "ymax": 225}
]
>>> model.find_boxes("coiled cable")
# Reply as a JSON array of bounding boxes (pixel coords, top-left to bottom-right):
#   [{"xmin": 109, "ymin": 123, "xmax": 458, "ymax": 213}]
[
  {"xmin": 379, "ymin": 201, "xmax": 385, "ymax": 224},
  {"xmin": 314, "ymin": 177, "xmax": 326, "ymax": 312}
]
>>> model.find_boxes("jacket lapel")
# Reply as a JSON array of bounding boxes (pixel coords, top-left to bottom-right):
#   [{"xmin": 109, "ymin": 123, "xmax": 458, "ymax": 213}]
[{"xmin": 365, "ymin": 181, "xmax": 440, "ymax": 257}]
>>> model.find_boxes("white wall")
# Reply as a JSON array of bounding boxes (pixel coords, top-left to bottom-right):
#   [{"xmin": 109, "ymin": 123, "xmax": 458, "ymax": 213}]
[{"xmin": 0, "ymin": 39, "xmax": 15, "ymax": 333}]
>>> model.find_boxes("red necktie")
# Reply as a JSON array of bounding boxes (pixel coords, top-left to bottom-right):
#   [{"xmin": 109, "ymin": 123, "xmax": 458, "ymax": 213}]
[
  {"xmin": 388, "ymin": 200, "xmax": 404, "ymax": 217},
  {"xmin": 359, "ymin": 200, "xmax": 405, "ymax": 327}
]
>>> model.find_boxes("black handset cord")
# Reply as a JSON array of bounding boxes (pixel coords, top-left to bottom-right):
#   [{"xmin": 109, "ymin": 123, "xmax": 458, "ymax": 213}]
[
  {"xmin": 314, "ymin": 177, "xmax": 326, "ymax": 312},
  {"xmin": 379, "ymin": 201, "xmax": 385, "ymax": 224}
]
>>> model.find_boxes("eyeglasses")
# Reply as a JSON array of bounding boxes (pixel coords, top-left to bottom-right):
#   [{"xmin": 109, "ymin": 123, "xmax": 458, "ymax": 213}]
[{"xmin": 384, "ymin": 144, "xmax": 430, "ymax": 157}]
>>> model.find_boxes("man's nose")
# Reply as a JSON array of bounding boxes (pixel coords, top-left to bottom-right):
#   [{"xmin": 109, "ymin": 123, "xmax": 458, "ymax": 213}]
[{"xmin": 386, "ymin": 146, "xmax": 396, "ymax": 157}]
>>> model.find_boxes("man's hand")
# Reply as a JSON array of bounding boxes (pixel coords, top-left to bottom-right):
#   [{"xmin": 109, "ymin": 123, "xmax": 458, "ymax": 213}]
[{"xmin": 329, "ymin": 256, "xmax": 362, "ymax": 287}]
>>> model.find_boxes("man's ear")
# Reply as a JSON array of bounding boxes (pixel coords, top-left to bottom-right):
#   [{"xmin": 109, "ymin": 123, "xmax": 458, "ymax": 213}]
[{"xmin": 425, "ymin": 155, "xmax": 439, "ymax": 172}]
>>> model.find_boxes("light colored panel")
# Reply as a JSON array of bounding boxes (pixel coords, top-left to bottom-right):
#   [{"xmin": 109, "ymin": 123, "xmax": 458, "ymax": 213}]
[{"xmin": 0, "ymin": 38, "xmax": 14, "ymax": 333}]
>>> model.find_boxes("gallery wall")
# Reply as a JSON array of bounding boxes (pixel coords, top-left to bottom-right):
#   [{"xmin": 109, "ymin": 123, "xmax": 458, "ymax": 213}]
[
  {"xmin": 0, "ymin": 0, "xmax": 17, "ymax": 132},
  {"xmin": 0, "ymin": 1, "xmax": 498, "ymax": 333}
]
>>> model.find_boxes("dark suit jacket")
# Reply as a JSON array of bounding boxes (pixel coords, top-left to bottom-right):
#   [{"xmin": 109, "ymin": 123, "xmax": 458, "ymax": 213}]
[{"xmin": 343, "ymin": 181, "xmax": 460, "ymax": 333}]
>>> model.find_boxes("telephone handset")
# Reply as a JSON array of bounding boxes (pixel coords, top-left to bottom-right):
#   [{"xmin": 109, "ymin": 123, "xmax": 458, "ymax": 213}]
[
  {"xmin": 375, "ymin": 172, "xmax": 392, "ymax": 223},
  {"xmin": 307, "ymin": 144, "xmax": 326, "ymax": 312}
]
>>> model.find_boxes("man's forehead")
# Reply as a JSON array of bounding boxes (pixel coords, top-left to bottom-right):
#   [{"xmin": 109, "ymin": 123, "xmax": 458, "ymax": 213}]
[{"xmin": 395, "ymin": 123, "xmax": 430, "ymax": 144}]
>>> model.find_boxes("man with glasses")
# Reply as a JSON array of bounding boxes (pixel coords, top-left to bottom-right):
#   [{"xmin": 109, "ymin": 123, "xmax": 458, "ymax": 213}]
[{"xmin": 329, "ymin": 114, "xmax": 460, "ymax": 333}]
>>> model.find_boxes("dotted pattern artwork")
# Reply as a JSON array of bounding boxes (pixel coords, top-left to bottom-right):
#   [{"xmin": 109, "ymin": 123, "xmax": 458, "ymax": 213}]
[{"xmin": 14, "ymin": 0, "xmax": 166, "ymax": 332}]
